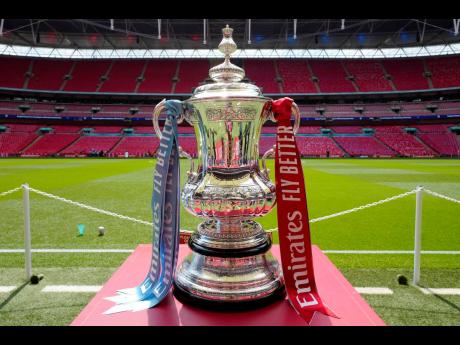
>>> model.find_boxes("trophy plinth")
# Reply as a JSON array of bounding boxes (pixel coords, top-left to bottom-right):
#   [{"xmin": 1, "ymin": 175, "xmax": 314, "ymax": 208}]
[{"xmin": 169, "ymin": 25, "xmax": 286, "ymax": 309}]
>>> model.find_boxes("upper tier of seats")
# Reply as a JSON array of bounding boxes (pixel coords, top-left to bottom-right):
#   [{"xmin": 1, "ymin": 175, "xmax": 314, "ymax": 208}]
[
  {"xmin": 344, "ymin": 61, "xmax": 392, "ymax": 92},
  {"xmin": 426, "ymin": 56, "xmax": 460, "ymax": 89},
  {"xmin": 1, "ymin": 56, "xmax": 458, "ymax": 94}
]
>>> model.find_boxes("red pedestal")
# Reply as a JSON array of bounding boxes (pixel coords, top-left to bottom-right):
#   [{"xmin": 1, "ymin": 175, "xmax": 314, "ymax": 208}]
[{"xmin": 71, "ymin": 245, "xmax": 385, "ymax": 326}]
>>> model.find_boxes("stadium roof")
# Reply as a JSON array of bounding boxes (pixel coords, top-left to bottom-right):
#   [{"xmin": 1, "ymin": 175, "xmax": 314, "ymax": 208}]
[{"xmin": 1, "ymin": 19, "xmax": 460, "ymax": 59}]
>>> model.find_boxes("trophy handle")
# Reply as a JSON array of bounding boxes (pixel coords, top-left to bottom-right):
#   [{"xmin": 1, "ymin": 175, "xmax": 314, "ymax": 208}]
[
  {"xmin": 261, "ymin": 144, "xmax": 276, "ymax": 178},
  {"xmin": 260, "ymin": 102, "xmax": 300, "ymax": 178},
  {"xmin": 152, "ymin": 99, "xmax": 196, "ymax": 177}
]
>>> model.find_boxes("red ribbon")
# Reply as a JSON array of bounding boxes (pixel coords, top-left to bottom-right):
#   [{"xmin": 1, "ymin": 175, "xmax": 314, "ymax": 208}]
[{"xmin": 272, "ymin": 97, "xmax": 338, "ymax": 324}]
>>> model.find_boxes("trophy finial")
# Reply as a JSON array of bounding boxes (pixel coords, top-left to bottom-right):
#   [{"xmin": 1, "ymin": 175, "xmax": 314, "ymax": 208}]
[{"xmin": 209, "ymin": 25, "xmax": 245, "ymax": 82}]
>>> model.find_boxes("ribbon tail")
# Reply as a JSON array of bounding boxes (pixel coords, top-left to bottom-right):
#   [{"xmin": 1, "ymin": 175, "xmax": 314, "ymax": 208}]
[
  {"xmin": 103, "ymin": 100, "xmax": 182, "ymax": 316},
  {"xmin": 300, "ymin": 306, "xmax": 339, "ymax": 325}
]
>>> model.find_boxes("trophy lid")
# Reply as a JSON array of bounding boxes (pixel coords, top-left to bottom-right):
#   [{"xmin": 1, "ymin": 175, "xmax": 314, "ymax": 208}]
[
  {"xmin": 187, "ymin": 25, "xmax": 265, "ymax": 101},
  {"xmin": 209, "ymin": 25, "xmax": 245, "ymax": 83}
]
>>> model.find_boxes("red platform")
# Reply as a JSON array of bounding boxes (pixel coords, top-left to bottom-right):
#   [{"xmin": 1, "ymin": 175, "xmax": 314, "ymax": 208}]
[{"xmin": 71, "ymin": 245, "xmax": 385, "ymax": 326}]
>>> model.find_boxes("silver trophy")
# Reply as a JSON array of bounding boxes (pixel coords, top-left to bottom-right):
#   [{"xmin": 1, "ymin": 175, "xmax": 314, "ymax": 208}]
[{"xmin": 153, "ymin": 25, "xmax": 300, "ymax": 309}]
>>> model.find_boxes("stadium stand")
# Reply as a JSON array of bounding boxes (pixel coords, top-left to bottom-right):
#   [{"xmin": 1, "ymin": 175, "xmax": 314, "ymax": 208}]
[
  {"xmin": 0, "ymin": 132, "xmax": 38, "ymax": 156},
  {"xmin": 99, "ymin": 60, "xmax": 145, "ymax": 93},
  {"xmin": 177, "ymin": 126, "xmax": 195, "ymax": 134},
  {"xmin": 110, "ymin": 136, "xmax": 160, "ymax": 157},
  {"xmin": 277, "ymin": 60, "xmax": 317, "ymax": 93},
  {"xmin": 0, "ymin": 122, "xmax": 458, "ymax": 158},
  {"xmin": 22, "ymin": 133, "xmax": 80, "ymax": 156},
  {"xmin": 296, "ymin": 136, "xmax": 345, "ymax": 157},
  {"xmin": 132, "ymin": 126, "xmax": 155, "ymax": 134},
  {"xmin": 417, "ymin": 132, "xmax": 460, "ymax": 156},
  {"xmin": 309, "ymin": 60, "xmax": 355, "ymax": 93},
  {"xmin": 331, "ymin": 126, "xmax": 363, "ymax": 133},
  {"xmin": 60, "ymin": 136, "xmax": 121, "ymax": 156},
  {"xmin": 259, "ymin": 136, "xmax": 276, "ymax": 155},
  {"xmin": 426, "ymin": 56, "xmax": 460, "ymax": 89},
  {"xmin": 334, "ymin": 136, "xmax": 395, "ymax": 157},
  {"xmin": 27, "ymin": 59, "xmax": 73, "ymax": 91},
  {"xmin": 383, "ymin": 59, "xmax": 429, "ymax": 91},
  {"xmin": 2, "ymin": 57, "xmax": 460, "ymax": 93},
  {"xmin": 51, "ymin": 125, "xmax": 83, "ymax": 133},
  {"xmin": 137, "ymin": 60, "xmax": 177, "ymax": 93},
  {"xmin": 177, "ymin": 136, "xmax": 198, "ymax": 157},
  {"xmin": 4, "ymin": 123, "xmax": 41, "ymax": 132},
  {"xmin": 175, "ymin": 60, "xmax": 210, "ymax": 93},
  {"xmin": 91, "ymin": 126, "xmax": 123, "ymax": 133},
  {"xmin": 64, "ymin": 60, "xmax": 111, "ymax": 92},
  {"xmin": 2, "ymin": 98, "xmax": 460, "ymax": 120},
  {"xmin": 415, "ymin": 124, "xmax": 460, "ymax": 156},
  {"xmin": 344, "ymin": 61, "xmax": 392, "ymax": 92},
  {"xmin": 244, "ymin": 60, "xmax": 280, "ymax": 93},
  {"xmin": 297, "ymin": 126, "xmax": 322, "ymax": 134},
  {"xmin": 0, "ymin": 57, "xmax": 29, "ymax": 89},
  {"xmin": 375, "ymin": 132, "xmax": 436, "ymax": 157}
]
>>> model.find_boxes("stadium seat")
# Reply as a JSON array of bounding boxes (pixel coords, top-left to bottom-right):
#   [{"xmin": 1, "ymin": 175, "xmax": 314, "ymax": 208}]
[
  {"xmin": 99, "ymin": 60, "xmax": 145, "ymax": 93},
  {"xmin": 244, "ymin": 60, "xmax": 280, "ymax": 93},
  {"xmin": 277, "ymin": 60, "xmax": 317, "ymax": 93},
  {"xmin": 334, "ymin": 136, "xmax": 395, "ymax": 157},
  {"xmin": 60, "ymin": 136, "xmax": 120, "ymax": 156},
  {"xmin": 22, "ymin": 133, "xmax": 80, "ymax": 156},
  {"xmin": 64, "ymin": 60, "xmax": 112, "ymax": 92},
  {"xmin": 175, "ymin": 60, "xmax": 210, "ymax": 93},
  {"xmin": 0, "ymin": 56, "xmax": 30, "ymax": 88},
  {"xmin": 138, "ymin": 60, "xmax": 177, "ymax": 93},
  {"xmin": 0, "ymin": 132, "xmax": 38, "ymax": 156},
  {"xmin": 111, "ymin": 136, "xmax": 160, "ymax": 157},
  {"xmin": 295, "ymin": 136, "xmax": 345, "ymax": 157},
  {"xmin": 344, "ymin": 61, "xmax": 392, "ymax": 92},
  {"xmin": 28, "ymin": 59, "xmax": 73, "ymax": 90},
  {"xmin": 383, "ymin": 59, "xmax": 429, "ymax": 90},
  {"xmin": 427, "ymin": 56, "xmax": 460, "ymax": 89},
  {"xmin": 309, "ymin": 60, "xmax": 355, "ymax": 93}
]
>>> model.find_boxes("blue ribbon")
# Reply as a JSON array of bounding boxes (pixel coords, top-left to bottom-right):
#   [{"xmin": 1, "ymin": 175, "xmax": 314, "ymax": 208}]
[{"xmin": 104, "ymin": 100, "xmax": 182, "ymax": 314}]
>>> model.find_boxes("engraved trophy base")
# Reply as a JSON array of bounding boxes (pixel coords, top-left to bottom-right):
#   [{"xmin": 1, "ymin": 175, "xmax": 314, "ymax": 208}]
[{"xmin": 173, "ymin": 226, "xmax": 286, "ymax": 311}]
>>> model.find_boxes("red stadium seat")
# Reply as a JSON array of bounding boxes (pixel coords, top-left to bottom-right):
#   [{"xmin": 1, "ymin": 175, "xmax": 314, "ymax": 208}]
[
  {"xmin": 111, "ymin": 136, "xmax": 160, "ymax": 157},
  {"xmin": 138, "ymin": 60, "xmax": 177, "ymax": 93},
  {"xmin": 277, "ymin": 60, "xmax": 317, "ymax": 93},
  {"xmin": 244, "ymin": 60, "xmax": 280, "ymax": 93},
  {"xmin": 22, "ymin": 133, "xmax": 80, "ymax": 156},
  {"xmin": 175, "ymin": 60, "xmax": 209, "ymax": 93},
  {"xmin": 334, "ymin": 136, "xmax": 395, "ymax": 157},
  {"xmin": 344, "ymin": 61, "xmax": 392, "ymax": 92},
  {"xmin": 309, "ymin": 60, "xmax": 355, "ymax": 93}
]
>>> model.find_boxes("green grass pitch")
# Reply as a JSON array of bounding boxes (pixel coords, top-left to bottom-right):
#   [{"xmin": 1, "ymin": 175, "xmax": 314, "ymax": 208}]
[{"xmin": 0, "ymin": 158, "xmax": 459, "ymax": 325}]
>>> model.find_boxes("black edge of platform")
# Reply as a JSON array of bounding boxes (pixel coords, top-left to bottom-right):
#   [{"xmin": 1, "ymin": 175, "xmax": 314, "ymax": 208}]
[
  {"xmin": 188, "ymin": 236, "xmax": 272, "ymax": 258},
  {"xmin": 173, "ymin": 281, "xmax": 286, "ymax": 312}
]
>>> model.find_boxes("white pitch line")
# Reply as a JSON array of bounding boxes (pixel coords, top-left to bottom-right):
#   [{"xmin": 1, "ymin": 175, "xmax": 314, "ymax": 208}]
[
  {"xmin": 0, "ymin": 249, "xmax": 459, "ymax": 254},
  {"xmin": 0, "ymin": 286, "xmax": 17, "ymax": 293},
  {"xmin": 42, "ymin": 285, "xmax": 102, "ymax": 293},
  {"xmin": 323, "ymin": 250, "xmax": 460, "ymax": 255},
  {"xmin": 0, "ymin": 249, "xmax": 134, "ymax": 253},
  {"xmin": 417, "ymin": 288, "xmax": 460, "ymax": 295},
  {"xmin": 355, "ymin": 287, "xmax": 394, "ymax": 295}
]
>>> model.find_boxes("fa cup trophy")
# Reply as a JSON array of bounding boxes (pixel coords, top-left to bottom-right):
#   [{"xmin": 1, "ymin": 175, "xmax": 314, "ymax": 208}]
[
  {"xmin": 105, "ymin": 25, "xmax": 334, "ymax": 322},
  {"xmin": 152, "ymin": 25, "xmax": 300, "ymax": 309}
]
